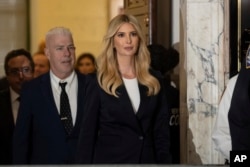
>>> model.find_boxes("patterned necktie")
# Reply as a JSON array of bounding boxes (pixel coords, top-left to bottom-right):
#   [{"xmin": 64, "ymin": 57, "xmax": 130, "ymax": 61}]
[{"xmin": 59, "ymin": 82, "xmax": 73, "ymax": 135}]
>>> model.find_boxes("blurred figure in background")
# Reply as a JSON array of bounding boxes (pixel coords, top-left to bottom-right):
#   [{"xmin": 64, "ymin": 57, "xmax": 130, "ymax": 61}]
[
  {"xmin": 0, "ymin": 48, "xmax": 34, "ymax": 164},
  {"xmin": 37, "ymin": 40, "xmax": 46, "ymax": 53},
  {"xmin": 75, "ymin": 52, "xmax": 96, "ymax": 75},
  {"xmin": 148, "ymin": 44, "xmax": 180, "ymax": 164},
  {"xmin": 33, "ymin": 51, "xmax": 50, "ymax": 78}
]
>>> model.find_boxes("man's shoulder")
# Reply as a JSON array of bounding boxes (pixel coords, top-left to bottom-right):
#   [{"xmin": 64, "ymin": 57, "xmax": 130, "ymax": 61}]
[
  {"xmin": 230, "ymin": 74, "xmax": 238, "ymax": 82},
  {"xmin": 0, "ymin": 89, "xmax": 11, "ymax": 109},
  {"xmin": 76, "ymin": 72, "xmax": 97, "ymax": 83},
  {"xmin": 227, "ymin": 74, "xmax": 238, "ymax": 88},
  {"xmin": 23, "ymin": 73, "xmax": 50, "ymax": 90},
  {"xmin": 0, "ymin": 88, "xmax": 10, "ymax": 98}
]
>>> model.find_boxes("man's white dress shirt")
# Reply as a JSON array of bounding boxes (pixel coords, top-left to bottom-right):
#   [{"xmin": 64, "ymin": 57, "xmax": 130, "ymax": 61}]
[{"xmin": 212, "ymin": 74, "xmax": 238, "ymax": 160}]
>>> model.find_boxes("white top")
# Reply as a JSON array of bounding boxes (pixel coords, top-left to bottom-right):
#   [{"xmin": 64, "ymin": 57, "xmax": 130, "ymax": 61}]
[
  {"xmin": 10, "ymin": 87, "xmax": 20, "ymax": 124},
  {"xmin": 50, "ymin": 71, "xmax": 78, "ymax": 125},
  {"xmin": 212, "ymin": 74, "xmax": 238, "ymax": 160},
  {"xmin": 123, "ymin": 77, "xmax": 140, "ymax": 113}
]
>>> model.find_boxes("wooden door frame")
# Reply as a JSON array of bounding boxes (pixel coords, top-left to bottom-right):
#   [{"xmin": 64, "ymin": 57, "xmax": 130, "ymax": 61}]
[{"xmin": 148, "ymin": 0, "xmax": 157, "ymax": 44}]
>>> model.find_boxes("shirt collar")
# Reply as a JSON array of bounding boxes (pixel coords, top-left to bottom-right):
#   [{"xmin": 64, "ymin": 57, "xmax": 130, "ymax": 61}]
[
  {"xmin": 50, "ymin": 70, "xmax": 76, "ymax": 91},
  {"xmin": 10, "ymin": 86, "xmax": 19, "ymax": 103}
]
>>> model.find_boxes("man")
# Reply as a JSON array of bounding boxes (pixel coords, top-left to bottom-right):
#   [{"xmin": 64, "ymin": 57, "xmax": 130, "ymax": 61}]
[
  {"xmin": 228, "ymin": 67, "xmax": 250, "ymax": 150},
  {"xmin": 33, "ymin": 51, "xmax": 50, "ymax": 78},
  {"xmin": 212, "ymin": 31, "xmax": 250, "ymax": 164},
  {"xmin": 12, "ymin": 27, "xmax": 97, "ymax": 164},
  {"xmin": 212, "ymin": 74, "xmax": 238, "ymax": 162},
  {"xmin": 0, "ymin": 49, "xmax": 34, "ymax": 164}
]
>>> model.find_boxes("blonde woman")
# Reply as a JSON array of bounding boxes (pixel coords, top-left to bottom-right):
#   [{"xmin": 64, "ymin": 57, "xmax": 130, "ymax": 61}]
[{"xmin": 76, "ymin": 14, "xmax": 171, "ymax": 164}]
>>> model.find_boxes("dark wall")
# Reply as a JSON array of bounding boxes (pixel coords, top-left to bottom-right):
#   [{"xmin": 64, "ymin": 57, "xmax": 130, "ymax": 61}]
[
  {"xmin": 230, "ymin": 0, "xmax": 250, "ymax": 77},
  {"xmin": 157, "ymin": 0, "xmax": 171, "ymax": 49},
  {"xmin": 229, "ymin": 0, "xmax": 238, "ymax": 77},
  {"xmin": 241, "ymin": 0, "xmax": 250, "ymax": 33}
]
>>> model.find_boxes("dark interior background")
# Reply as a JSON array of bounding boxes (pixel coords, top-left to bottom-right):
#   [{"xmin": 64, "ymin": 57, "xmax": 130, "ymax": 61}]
[{"xmin": 230, "ymin": 0, "xmax": 250, "ymax": 77}]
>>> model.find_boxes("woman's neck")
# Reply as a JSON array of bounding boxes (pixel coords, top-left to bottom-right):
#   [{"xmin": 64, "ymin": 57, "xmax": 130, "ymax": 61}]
[{"xmin": 118, "ymin": 57, "xmax": 136, "ymax": 79}]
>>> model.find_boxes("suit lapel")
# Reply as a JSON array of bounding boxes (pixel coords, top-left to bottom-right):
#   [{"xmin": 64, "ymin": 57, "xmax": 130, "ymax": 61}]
[
  {"xmin": 0, "ymin": 89, "xmax": 15, "ymax": 128},
  {"xmin": 118, "ymin": 85, "xmax": 136, "ymax": 116},
  {"xmin": 40, "ymin": 73, "xmax": 62, "ymax": 124},
  {"xmin": 118, "ymin": 84, "xmax": 150, "ymax": 133},
  {"xmin": 6, "ymin": 90, "xmax": 15, "ymax": 127},
  {"xmin": 72, "ymin": 73, "xmax": 85, "ymax": 134},
  {"xmin": 41, "ymin": 73, "xmax": 56, "ymax": 109},
  {"xmin": 136, "ymin": 84, "xmax": 151, "ymax": 120}
]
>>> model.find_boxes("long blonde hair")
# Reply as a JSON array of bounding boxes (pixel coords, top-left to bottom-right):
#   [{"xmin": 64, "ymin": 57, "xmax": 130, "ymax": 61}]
[{"xmin": 97, "ymin": 14, "xmax": 160, "ymax": 97}]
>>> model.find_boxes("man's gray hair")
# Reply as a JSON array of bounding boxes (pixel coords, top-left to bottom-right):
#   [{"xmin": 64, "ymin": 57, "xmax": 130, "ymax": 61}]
[{"xmin": 45, "ymin": 27, "xmax": 73, "ymax": 45}]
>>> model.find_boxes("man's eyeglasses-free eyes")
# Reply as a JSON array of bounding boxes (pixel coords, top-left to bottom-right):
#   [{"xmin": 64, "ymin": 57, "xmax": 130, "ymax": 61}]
[{"xmin": 7, "ymin": 67, "xmax": 33, "ymax": 77}]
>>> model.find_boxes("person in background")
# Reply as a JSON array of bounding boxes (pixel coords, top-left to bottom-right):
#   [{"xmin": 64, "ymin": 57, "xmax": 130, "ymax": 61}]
[
  {"xmin": 212, "ymin": 29, "xmax": 250, "ymax": 164},
  {"xmin": 37, "ymin": 40, "xmax": 46, "ymax": 53},
  {"xmin": 12, "ymin": 27, "xmax": 97, "ymax": 164},
  {"xmin": 212, "ymin": 74, "xmax": 237, "ymax": 163},
  {"xmin": 0, "ymin": 48, "xmax": 34, "ymax": 164},
  {"xmin": 75, "ymin": 14, "xmax": 171, "ymax": 164},
  {"xmin": 228, "ymin": 65, "xmax": 250, "ymax": 152},
  {"xmin": 33, "ymin": 51, "xmax": 50, "ymax": 78},
  {"xmin": 75, "ymin": 52, "xmax": 96, "ymax": 75},
  {"xmin": 147, "ymin": 44, "xmax": 180, "ymax": 164},
  {"xmin": 219, "ymin": 44, "xmax": 250, "ymax": 162}
]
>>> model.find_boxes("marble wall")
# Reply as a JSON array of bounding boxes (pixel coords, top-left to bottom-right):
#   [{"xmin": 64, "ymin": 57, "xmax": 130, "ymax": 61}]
[{"xmin": 180, "ymin": 0, "xmax": 230, "ymax": 164}]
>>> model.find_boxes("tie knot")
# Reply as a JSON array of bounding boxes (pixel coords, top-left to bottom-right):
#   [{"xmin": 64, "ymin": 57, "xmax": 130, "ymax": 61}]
[{"xmin": 59, "ymin": 82, "xmax": 67, "ymax": 90}]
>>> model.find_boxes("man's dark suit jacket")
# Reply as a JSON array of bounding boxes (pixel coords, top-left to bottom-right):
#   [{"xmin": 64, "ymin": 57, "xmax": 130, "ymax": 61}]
[
  {"xmin": 0, "ymin": 77, "xmax": 8, "ymax": 91},
  {"xmin": 12, "ymin": 72, "xmax": 98, "ymax": 164},
  {"xmin": 75, "ymin": 70, "xmax": 172, "ymax": 164},
  {"xmin": 0, "ymin": 88, "xmax": 15, "ymax": 164},
  {"xmin": 229, "ymin": 67, "xmax": 250, "ymax": 150}
]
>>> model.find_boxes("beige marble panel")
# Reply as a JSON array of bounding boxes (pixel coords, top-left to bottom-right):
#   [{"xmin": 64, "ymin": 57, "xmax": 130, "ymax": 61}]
[{"xmin": 181, "ymin": 0, "xmax": 230, "ymax": 164}]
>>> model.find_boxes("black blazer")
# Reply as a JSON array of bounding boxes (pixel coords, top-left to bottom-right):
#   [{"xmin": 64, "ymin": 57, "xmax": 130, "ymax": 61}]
[
  {"xmin": 12, "ymin": 72, "xmax": 97, "ymax": 164},
  {"xmin": 0, "ymin": 88, "xmax": 15, "ymax": 164},
  {"xmin": 75, "ymin": 70, "xmax": 171, "ymax": 164}
]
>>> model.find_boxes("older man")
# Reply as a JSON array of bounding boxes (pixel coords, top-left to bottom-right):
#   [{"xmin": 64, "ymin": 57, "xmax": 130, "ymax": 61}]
[{"xmin": 12, "ymin": 27, "xmax": 98, "ymax": 164}]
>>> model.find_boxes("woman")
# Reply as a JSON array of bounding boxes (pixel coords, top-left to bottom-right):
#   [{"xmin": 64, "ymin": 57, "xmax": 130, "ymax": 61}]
[
  {"xmin": 75, "ymin": 53, "xmax": 96, "ymax": 75},
  {"xmin": 76, "ymin": 14, "xmax": 171, "ymax": 164}
]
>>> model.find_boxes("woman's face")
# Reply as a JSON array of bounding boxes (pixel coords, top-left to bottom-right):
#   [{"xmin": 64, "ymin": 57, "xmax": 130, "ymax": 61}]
[
  {"xmin": 77, "ymin": 57, "xmax": 96, "ymax": 75},
  {"xmin": 113, "ymin": 23, "xmax": 139, "ymax": 58}
]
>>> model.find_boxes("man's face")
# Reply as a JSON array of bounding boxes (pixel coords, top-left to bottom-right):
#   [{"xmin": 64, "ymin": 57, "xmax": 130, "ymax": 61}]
[
  {"xmin": 45, "ymin": 33, "xmax": 76, "ymax": 79},
  {"xmin": 6, "ymin": 55, "xmax": 33, "ymax": 94}
]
